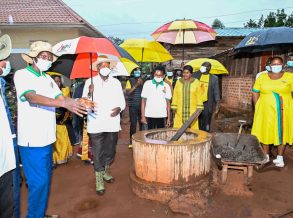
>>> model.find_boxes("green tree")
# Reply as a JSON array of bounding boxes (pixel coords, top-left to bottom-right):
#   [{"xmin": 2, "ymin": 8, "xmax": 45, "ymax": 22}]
[
  {"xmin": 108, "ymin": 36, "xmax": 124, "ymax": 45},
  {"xmin": 276, "ymin": 9, "xmax": 287, "ymax": 26},
  {"xmin": 285, "ymin": 12, "xmax": 293, "ymax": 27},
  {"xmin": 264, "ymin": 12, "xmax": 277, "ymax": 27},
  {"xmin": 211, "ymin": 19, "xmax": 225, "ymax": 29},
  {"xmin": 244, "ymin": 19, "xmax": 259, "ymax": 28},
  {"xmin": 258, "ymin": 15, "xmax": 264, "ymax": 28}
]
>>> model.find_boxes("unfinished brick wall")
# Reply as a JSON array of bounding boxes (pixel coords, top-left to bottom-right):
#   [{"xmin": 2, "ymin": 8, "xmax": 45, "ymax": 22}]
[{"xmin": 221, "ymin": 76, "xmax": 255, "ymax": 109}]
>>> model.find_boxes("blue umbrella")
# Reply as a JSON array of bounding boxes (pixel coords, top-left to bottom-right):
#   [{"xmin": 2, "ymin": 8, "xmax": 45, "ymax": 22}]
[{"xmin": 235, "ymin": 27, "xmax": 293, "ymax": 53}]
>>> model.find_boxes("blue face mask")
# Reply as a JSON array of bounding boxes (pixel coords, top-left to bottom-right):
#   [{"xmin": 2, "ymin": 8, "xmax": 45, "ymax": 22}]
[
  {"xmin": 271, "ymin": 65, "xmax": 283, "ymax": 74},
  {"xmin": 265, "ymin": 65, "xmax": 271, "ymax": 72},
  {"xmin": 133, "ymin": 71, "xmax": 141, "ymax": 77},
  {"xmin": 166, "ymin": 71, "xmax": 173, "ymax": 77},
  {"xmin": 287, "ymin": 61, "xmax": 293, "ymax": 67}
]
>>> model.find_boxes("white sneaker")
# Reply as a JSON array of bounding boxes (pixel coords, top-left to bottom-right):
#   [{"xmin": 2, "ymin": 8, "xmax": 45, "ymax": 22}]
[
  {"xmin": 264, "ymin": 154, "xmax": 270, "ymax": 163},
  {"xmin": 275, "ymin": 161, "xmax": 285, "ymax": 167},
  {"xmin": 273, "ymin": 155, "xmax": 284, "ymax": 167}
]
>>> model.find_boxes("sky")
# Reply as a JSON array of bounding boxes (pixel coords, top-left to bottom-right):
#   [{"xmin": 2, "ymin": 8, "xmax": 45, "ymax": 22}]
[{"xmin": 63, "ymin": 0, "xmax": 293, "ymax": 39}]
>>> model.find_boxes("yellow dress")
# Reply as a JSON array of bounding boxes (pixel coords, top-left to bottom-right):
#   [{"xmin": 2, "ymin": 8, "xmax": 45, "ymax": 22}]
[
  {"xmin": 251, "ymin": 72, "xmax": 293, "ymax": 145},
  {"xmin": 171, "ymin": 78, "xmax": 204, "ymax": 130},
  {"xmin": 53, "ymin": 87, "xmax": 73, "ymax": 164}
]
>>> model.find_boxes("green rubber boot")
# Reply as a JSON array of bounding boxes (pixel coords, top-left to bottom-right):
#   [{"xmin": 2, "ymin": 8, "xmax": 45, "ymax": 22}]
[
  {"xmin": 95, "ymin": 171, "xmax": 105, "ymax": 195},
  {"xmin": 102, "ymin": 165, "xmax": 115, "ymax": 183}
]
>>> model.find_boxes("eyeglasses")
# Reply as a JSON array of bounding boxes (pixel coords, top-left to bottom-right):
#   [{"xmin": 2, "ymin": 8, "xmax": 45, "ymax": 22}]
[{"xmin": 38, "ymin": 54, "xmax": 53, "ymax": 61}]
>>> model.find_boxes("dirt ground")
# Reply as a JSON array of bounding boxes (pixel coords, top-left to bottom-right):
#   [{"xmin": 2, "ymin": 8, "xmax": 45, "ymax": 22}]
[{"xmin": 20, "ymin": 107, "xmax": 293, "ymax": 218}]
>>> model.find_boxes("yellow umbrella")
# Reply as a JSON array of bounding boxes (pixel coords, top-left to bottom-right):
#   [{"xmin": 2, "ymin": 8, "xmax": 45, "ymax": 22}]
[
  {"xmin": 186, "ymin": 58, "xmax": 229, "ymax": 75},
  {"xmin": 120, "ymin": 57, "xmax": 139, "ymax": 73},
  {"xmin": 120, "ymin": 38, "xmax": 173, "ymax": 63}
]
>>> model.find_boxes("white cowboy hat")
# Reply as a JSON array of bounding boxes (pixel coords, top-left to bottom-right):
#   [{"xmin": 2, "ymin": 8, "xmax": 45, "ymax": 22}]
[
  {"xmin": 21, "ymin": 41, "xmax": 58, "ymax": 64},
  {"xmin": 91, "ymin": 55, "xmax": 117, "ymax": 71},
  {"xmin": 0, "ymin": 34, "xmax": 12, "ymax": 61}
]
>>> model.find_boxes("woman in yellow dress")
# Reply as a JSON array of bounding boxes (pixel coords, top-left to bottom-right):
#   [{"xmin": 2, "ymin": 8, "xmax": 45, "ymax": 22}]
[
  {"xmin": 51, "ymin": 74, "xmax": 74, "ymax": 165},
  {"xmin": 251, "ymin": 56, "xmax": 293, "ymax": 167},
  {"xmin": 171, "ymin": 65, "xmax": 204, "ymax": 130}
]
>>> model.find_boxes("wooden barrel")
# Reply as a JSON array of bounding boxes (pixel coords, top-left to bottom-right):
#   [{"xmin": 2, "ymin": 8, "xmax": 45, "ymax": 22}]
[{"xmin": 132, "ymin": 128, "xmax": 212, "ymax": 185}]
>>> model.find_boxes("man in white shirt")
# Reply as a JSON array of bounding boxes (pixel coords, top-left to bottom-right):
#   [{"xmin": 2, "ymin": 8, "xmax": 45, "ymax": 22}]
[
  {"xmin": 0, "ymin": 34, "xmax": 16, "ymax": 218},
  {"xmin": 141, "ymin": 65, "xmax": 172, "ymax": 129},
  {"xmin": 14, "ymin": 41, "xmax": 91, "ymax": 218},
  {"xmin": 83, "ymin": 56, "xmax": 125, "ymax": 195}
]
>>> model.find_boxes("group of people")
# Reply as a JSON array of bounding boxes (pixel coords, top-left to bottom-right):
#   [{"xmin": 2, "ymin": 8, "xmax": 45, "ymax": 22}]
[
  {"xmin": 0, "ymin": 35, "xmax": 110, "ymax": 218},
  {"xmin": 1, "ymin": 30, "xmax": 292, "ymax": 218},
  {"xmin": 126, "ymin": 62, "xmax": 220, "ymax": 148}
]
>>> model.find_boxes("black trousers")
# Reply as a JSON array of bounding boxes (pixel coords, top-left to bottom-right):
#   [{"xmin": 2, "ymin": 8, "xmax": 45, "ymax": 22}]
[
  {"xmin": 147, "ymin": 117, "xmax": 165, "ymax": 130},
  {"xmin": 0, "ymin": 170, "xmax": 13, "ymax": 218},
  {"xmin": 89, "ymin": 132, "xmax": 118, "ymax": 172},
  {"xmin": 198, "ymin": 108, "xmax": 212, "ymax": 132},
  {"xmin": 129, "ymin": 106, "xmax": 142, "ymax": 144}
]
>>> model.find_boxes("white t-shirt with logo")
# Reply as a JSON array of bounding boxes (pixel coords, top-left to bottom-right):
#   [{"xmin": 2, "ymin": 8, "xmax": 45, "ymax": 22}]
[
  {"xmin": 141, "ymin": 79, "xmax": 172, "ymax": 118},
  {"xmin": 14, "ymin": 66, "xmax": 62, "ymax": 147}
]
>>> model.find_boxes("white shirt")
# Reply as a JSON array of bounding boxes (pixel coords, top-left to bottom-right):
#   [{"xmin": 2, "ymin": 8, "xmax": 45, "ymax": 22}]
[
  {"xmin": 14, "ymin": 66, "xmax": 62, "ymax": 147},
  {"xmin": 141, "ymin": 79, "xmax": 172, "ymax": 118},
  {"xmin": 82, "ymin": 75, "xmax": 125, "ymax": 133},
  {"xmin": 0, "ymin": 94, "xmax": 16, "ymax": 177}
]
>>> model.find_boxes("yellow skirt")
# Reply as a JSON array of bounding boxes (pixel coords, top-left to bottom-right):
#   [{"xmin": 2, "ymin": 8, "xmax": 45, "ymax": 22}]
[{"xmin": 53, "ymin": 124, "xmax": 73, "ymax": 164}]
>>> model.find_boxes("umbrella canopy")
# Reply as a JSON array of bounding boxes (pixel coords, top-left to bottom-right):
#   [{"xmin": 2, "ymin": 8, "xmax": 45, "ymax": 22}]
[
  {"xmin": 151, "ymin": 19, "xmax": 216, "ymax": 63},
  {"xmin": 151, "ymin": 19, "xmax": 216, "ymax": 45},
  {"xmin": 53, "ymin": 36, "xmax": 121, "ymax": 57},
  {"xmin": 186, "ymin": 58, "xmax": 229, "ymax": 75},
  {"xmin": 120, "ymin": 38, "xmax": 173, "ymax": 63},
  {"xmin": 50, "ymin": 53, "xmax": 138, "ymax": 79},
  {"xmin": 50, "ymin": 36, "xmax": 138, "ymax": 79},
  {"xmin": 234, "ymin": 27, "xmax": 293, "ymax": 53}
]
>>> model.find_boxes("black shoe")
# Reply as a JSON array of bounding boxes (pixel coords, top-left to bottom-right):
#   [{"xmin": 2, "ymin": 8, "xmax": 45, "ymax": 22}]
[{"xmin": 96, "ymin": 189, "xmax": 105, "ymax": 195}]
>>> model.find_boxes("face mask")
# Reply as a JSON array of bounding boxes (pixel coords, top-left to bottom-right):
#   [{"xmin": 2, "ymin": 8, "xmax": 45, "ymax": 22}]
[
  {"xmin": 35, "ymin": 58, "xmax": 52, "ymax": 72},
  {"xmin": 271, "ymin": 65, "xmax": 283, "ymax": 74},
  {"xmin": 154, "ymin": 77, "xmax": 163, "ymax": 83},
  {"xmin": 0, "ymin": 61, "xmax": 11, "ymax": 77},
  {"xmin": 133, "ymin": 71, "xmax": 141, "ymax": 77},
  {"xmin": 200, "ymin": 66, "xmax": 207, "ymax": 73},
  {"xmin": 265, "ymin": 65, "xmax": 271, "ymax": 72},
  {"xmin": 287, "ymin": 61, "xmax": 293, "ymax": 67},
  {"xmin": 166, "ymin": 71, "xmax": 173, "ymax": 77}
]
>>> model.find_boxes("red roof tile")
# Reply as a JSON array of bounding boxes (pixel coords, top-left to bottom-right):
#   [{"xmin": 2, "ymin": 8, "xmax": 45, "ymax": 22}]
[{"xmin": 0, "ymin": 0, "xmax": 84, "ymax": 24}]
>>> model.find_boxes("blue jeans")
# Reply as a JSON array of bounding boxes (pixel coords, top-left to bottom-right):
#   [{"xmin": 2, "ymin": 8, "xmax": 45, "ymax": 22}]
[{"xmin": 19, "ymin": 144, "xmax": 53, "ymax": 218}]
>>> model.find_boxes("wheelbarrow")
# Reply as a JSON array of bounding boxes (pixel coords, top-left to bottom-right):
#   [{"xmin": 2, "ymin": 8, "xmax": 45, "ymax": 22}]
[{"xmin": 211, "ymin": 132, "xmax": 267, "ymax": 185}]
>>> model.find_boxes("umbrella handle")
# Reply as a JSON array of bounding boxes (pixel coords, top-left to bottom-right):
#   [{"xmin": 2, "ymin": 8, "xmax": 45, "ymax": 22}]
[{"xmin": 90, "ymin": 53, "xmax": 93, "ymax": 101}]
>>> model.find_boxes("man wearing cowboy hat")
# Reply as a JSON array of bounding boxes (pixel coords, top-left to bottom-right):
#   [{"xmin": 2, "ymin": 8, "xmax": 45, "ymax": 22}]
[
  {"xmin": 0, "ymin": 34, "xmax": 17, "ymax": 218},
  {"xmin": 13, "ymin": 41, "xmax": 93, "ymax": 217},
  {"xmin": 83, "ymin": 55, "xmax": 125, "ymax": 195}
]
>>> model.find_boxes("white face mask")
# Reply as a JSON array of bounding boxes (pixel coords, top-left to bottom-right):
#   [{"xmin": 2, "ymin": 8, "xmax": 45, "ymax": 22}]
[
  {"xmin": 0, "ymin": 61, "xmax": 11, "ymax": 77},
  {"xmin": 34, "ymin": 58, "xmax": 52, "ymax": 72},
  {"xmin": 200, "ymin": 66, "xmax": 207, "ymax": 73},
  {"xmin": 271, "ymin": 65, "xmax": 283, "ymax": 74},
  {"xmin": 154, "ymin": 77, "xmax": 163, "ymax": 83}
]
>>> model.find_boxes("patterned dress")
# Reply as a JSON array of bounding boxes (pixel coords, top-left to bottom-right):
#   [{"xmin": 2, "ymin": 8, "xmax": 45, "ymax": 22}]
[{"xmin": 171, "ymin": 78, "xmax": 204, "ymax": 130}]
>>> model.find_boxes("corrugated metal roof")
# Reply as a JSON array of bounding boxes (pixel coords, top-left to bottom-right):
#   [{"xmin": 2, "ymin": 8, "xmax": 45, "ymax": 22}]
[{"xmin": 215, "ymin": 28, "xmax": 264, "ymax": 37}]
